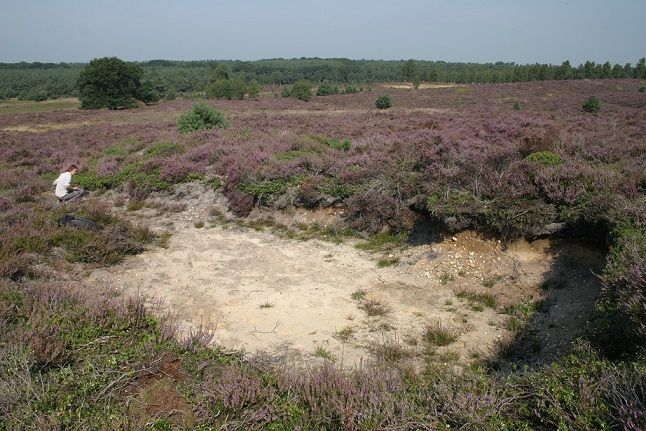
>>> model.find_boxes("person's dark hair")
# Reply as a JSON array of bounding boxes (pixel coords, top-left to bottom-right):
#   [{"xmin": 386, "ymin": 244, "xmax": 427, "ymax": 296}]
[{"xmin": 66, "ymin": 164, "xmax": 79, "ymax": 172}]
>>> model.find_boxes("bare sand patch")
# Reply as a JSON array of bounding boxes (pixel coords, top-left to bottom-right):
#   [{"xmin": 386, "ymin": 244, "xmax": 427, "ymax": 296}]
[
  {"xmin": 87, "ymin": 186, "xmax": 600, "ymax": 368},
  {"xmin": 385, "ymin": 83, "xmax": 461, "ymax": 89}
]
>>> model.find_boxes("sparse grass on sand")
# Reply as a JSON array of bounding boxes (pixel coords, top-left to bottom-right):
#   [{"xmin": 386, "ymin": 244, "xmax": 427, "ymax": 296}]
[{"xmin": 423, "ymin": 320, "xmax": 461, "ymax": 347}]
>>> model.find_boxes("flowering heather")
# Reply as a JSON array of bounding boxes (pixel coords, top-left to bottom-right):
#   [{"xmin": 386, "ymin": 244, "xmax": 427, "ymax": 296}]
[{"xmin": 0, "ymin": 79, "xmax": 644, "ymax": 428}]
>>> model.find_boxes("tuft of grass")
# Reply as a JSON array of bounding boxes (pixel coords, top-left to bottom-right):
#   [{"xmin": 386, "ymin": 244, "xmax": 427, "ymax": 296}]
[
  {"xmin": 368, "ymin": 337, "xmax": 413, "ymax": 364},
  {"xmin": 156, "ymin": 231, "xmax": 171, "ymax": 248},
  {"xmin": 350, "ymin": 288, "xmax": 367, "ymax": 301},
  {"xmin": 355, "ymin": 232, "xmax": 409, "ymax": 252},
  {"xmin": 258, "ymin": 301, "xmax": 274, "ymax": 309},
  {"xmin": 333, "ymin": 326, "xmax": 355, "ymax": 343},
  {"xmin": 377, "ymin": 257, "xmax": 399, "ymax": 268},
  {"xmin": 194, "ymin": 220, "xmax": 205, "ymax": 228},
  {"xmin": 440, "ymin": 273, "xmax": 454, "ymax": 285},
  {"xmin": 482, "ymin": 274, "xmax": 503, "ymax": 289},
  {"xmin": 358, "ymin": 299, "xmax": 392, "ymax": 317},
  {"xmin": 312, "ymin": 346, "xmax": 335, "ymax": 361},
  {"xmin": 456, "ymin": 290, "xmax": 498, "ymax": 309},
  {"xmin": 422, "ymin": 320, "xmax": 461, "ymax": 347}
]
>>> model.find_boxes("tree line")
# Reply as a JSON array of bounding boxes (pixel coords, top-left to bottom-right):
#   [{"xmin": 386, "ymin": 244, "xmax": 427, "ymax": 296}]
[{"xmin": 1, "ymin": 57, "xmax": 644, "ymax": 101}]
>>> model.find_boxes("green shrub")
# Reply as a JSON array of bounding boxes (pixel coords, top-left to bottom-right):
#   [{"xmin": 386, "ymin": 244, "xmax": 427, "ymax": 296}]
[
  {"xmin": 525, "ymin": 151, "xmax": 564, "ymax": 166},
  {"xmin": 316, "ymin": 82, "xmax": 338, "ymax": 96},
  {"xmin": 328, "ymin": 138, "xmax": 351, "ymax": 151},
  {"xmin": 177, "ymin": 103, "xmax": 228, "ymax": 133},
  {"xmin": 343, "ymin": 83, "xmax": 360, "ymax": 94},
  {"xmin": 237, "ymin": 177, "xmax": 303, "ymax": 198},
  {"xmin": 582, "ymin": 96, "xmax": 600, "ymax": 113},
  {"xmin": 639, "ymin": 86, "xmax": 645, "ymax": 93},
  {"xmin": 73, "ymin": 171, "xmax": 113, "ymax": 190},
  {"xmin": 206, "ymin": 76, "xmax": 246, "ymax": 100},
  {"xmin": 513, "ymin": 101, "xmax": 521, "ymax": 110},
  {"xmin": 144, "ymin": 141, "xmax": 182, "ymax": 158},
  {"xmin": 281, "ymin": 86, "xmax": 292, "ymax": 98},
  {"xmin": 291, "ymin": 80, "xmax": 313, "ymax": 101},
  {"xmin": 247, "ymin": 79, "xmax": 261, "ymax": 100},
  {"xmin": 375, "ymin": 94, "xmax": 392, "ymax": 109}
]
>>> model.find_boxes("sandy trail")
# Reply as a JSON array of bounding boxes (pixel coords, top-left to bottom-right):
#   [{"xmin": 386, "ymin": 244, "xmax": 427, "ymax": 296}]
[{"xmin": 87, "ymin": 224, "xmax": 504, "ymax": 366}]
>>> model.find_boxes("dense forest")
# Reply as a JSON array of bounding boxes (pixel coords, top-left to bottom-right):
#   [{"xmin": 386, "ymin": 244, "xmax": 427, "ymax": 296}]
[{"xmin": 1, "ymin": 57, "xmax": 646, "ymax": 101}]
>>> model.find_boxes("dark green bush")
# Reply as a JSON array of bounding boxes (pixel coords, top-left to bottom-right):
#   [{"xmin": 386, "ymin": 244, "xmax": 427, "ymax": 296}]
[
  {"xmin": 316, "ymin": 82, "xmax": 338, "ymax": 96},
  {"xmin": 291, "ymin": 80, "xmax": 313, "ymax": 101},
  {"xmin": 177, "ymin": 103, "xmax": 228, "ymax": 133},
  {"xmin": 206, "ymin": 76, "xmax": 246, "ymax": 100},
  {"xmin": 247, "ymin": 79, "xmax": 261, "ymax": 100},
  {"xmin": 639, "ymin": 86, "xmax": 645, "ymax": 93},
  {"xmin": 375, "ymin": 94, "xmax": 392, "ymax": 109},
  {"xmin": 582, "ymin": 96, "xmax": 600, "ymax": 113},
  {"xmin": 281, "ymin": 86, "xmax": 292, "ymax": 98}
]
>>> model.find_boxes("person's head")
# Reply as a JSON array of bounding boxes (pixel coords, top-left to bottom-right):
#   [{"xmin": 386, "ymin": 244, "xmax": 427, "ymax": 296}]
[{"xmin": 66, "ymin": 164, "xmax": 79, "ymax": 175}]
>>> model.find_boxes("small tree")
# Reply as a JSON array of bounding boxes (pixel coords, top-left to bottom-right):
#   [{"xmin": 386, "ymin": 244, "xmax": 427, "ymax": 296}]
[
  {"xmin": 375, "ymin": 94, "xmax": 392, "ymax": 109},
  {"xmin": 78, "ymin": 57, "xmax": 144, "ymax": 109},
  {"xmin": 177, "ymin": 103, "xmax": 228, "ymax": 133},
  {"xmin": 247, "ymin": 79, "xmax": 261, "ymax": 100},
  {"xmin": 291, "ymin": 80, "xmax": 313, "ymax": 101},
  {"xmin": 316, "ymin": 82, "xmax": 338, "ymax": 96},
  {"xmin": 206, "ymin": 75, "xmax": 246, "ymax": 100},
  {"xmin": 582, "ymin": 96, "xmax": 600, "ymax": 113}
]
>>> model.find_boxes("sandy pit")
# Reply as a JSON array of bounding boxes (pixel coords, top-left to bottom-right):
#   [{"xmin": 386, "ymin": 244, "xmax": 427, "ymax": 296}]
[{"xmin": 87, "ymin": 187, "xmax": 601, "ymax": 368}]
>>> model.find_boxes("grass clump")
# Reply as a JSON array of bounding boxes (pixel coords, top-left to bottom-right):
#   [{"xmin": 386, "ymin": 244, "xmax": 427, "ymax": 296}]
[
  {"xmin": 377, "ymin": 257, "xmax": 399, "ymax": 268},
  {"xmin": 358, "ymin": 299, "xmax": 392, "ymax": 317},
  {"xmin": 423, "ymin": 320, "xmax": 461, "ymax": 346},
  {"xmin": 355, "ymin": 231, "xmax": 409, "ymax": 252},
  {"xmin": 456, "ymin": 290, "xmax": 498, "ymax": 309},
  {"xmin": 312, "ymin": 346, "xmax": 334, "ymax": 360},
  {"xmin": 177, "ymin": 103, "xmax": 228, "ymax": 133},
  {"xmin": 333, "ymin": 326, "xmax": 355, "ymax": 343},
  {"xmin": 350, "ymin": 288, "xmax": 367, "ymax": 301}
]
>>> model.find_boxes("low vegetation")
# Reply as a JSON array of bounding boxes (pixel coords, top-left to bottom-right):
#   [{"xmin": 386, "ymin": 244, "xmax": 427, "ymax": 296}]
[{"xmin": 0, "ymin": 78, "xmax": 643, "ymax": 429}]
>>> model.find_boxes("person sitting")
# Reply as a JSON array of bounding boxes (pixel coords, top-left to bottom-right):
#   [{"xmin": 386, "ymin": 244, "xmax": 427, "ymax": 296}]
[{"xmin": 53, "ymin": 164, "xmax": 86, "ymax": 202}]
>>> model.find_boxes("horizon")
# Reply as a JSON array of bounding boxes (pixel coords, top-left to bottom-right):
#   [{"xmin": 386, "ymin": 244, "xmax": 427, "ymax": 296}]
[{"xmin": 1, "ymin": 0, "xmax": 645, "ymax": 65}]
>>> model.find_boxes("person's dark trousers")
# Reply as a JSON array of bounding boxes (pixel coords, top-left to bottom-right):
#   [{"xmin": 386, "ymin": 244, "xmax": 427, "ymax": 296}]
[{"xmin": 59, "ymin": 188, "xmax": 86, "ymax": 202}]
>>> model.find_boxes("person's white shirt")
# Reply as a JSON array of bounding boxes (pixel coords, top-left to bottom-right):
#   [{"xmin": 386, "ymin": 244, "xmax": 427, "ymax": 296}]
[{"xmin": 53, "ymin": 171, "xmax": 72, "ymax": 198}]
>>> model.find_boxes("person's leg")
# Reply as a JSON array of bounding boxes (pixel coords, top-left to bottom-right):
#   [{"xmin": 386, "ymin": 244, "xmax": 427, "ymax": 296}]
[{"xmin": 60, "ymin": 189, "xmax": 83, "ymax": 202}]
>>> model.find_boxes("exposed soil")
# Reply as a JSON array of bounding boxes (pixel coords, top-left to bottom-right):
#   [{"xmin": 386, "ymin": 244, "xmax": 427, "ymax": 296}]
[{"xmin": 87, "ymin": 185, "xmax": 602, "ymax": 369}]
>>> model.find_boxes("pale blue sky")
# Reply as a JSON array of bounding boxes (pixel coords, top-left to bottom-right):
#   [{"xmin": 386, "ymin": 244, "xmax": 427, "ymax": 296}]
[{"xmin": 1, "ymin": 0, "xmax": 644, "ymax": 64}]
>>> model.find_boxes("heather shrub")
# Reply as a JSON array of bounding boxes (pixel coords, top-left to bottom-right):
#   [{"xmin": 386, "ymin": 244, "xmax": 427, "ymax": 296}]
[
  {"xmin": 177, "ymin": 103, "xmax": 228, "ymax": 133},
  {"xmin": 346, "ymin": 186, "xmax": 415, "ymax": 233},
  {"xmin": 51, "ymin": 221, "xmax": 151, "ymax": 264},
  {"xmin": 525, "ymin": 150, "xmax": 564, "ymax": 166},
  {"xmin": 375, "ymin": 94, "xmax": 392, "ymax": 109},
  {"xmin": 596, "ymin": 223, "xmax": 646, "ymax": 357},
  {"xmin": 582, "ymin": 96, "xmax": 600, "ymax": 113}
]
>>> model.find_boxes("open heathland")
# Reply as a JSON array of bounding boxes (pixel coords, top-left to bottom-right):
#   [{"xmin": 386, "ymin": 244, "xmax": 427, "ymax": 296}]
[{"xmin": 0, "ymin": 79, "xmax": 644, "ymax": 430}]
